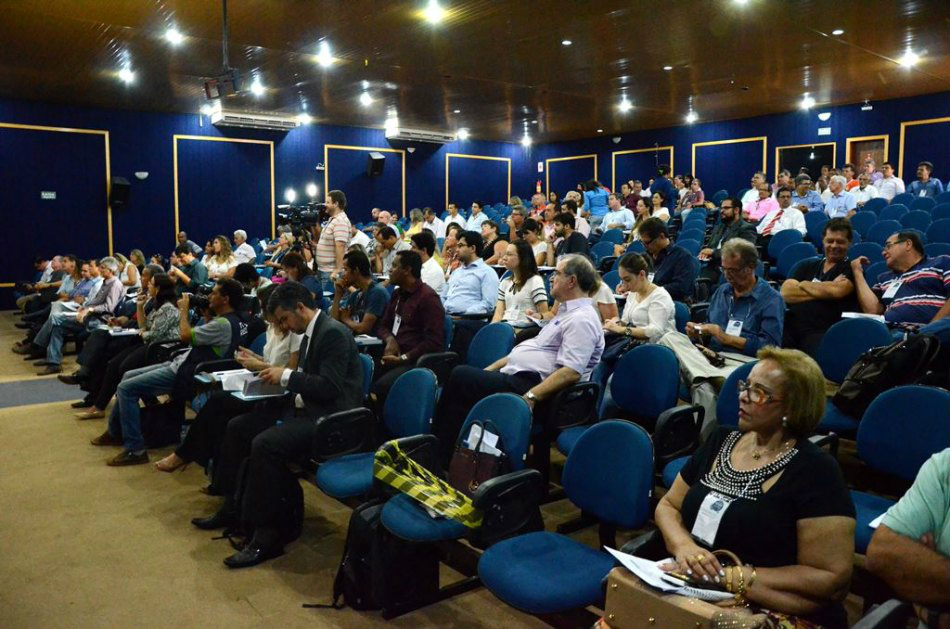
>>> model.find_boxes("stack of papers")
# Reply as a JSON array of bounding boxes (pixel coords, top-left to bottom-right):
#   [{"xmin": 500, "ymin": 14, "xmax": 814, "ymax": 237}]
[
  {"xmin": 842, "ymin": 312, "xmax": 886, "ymax": 322},
  {"xmin": 465, "ymin": 424, "xmax": 504, "ymax": 457},
  {"xmin": 108, "ymin": 327, "xmax": 140, "ymax": 337},
  {"xmin": 604, "ymin": 547, "xmax": 734, "ymax": 602}
]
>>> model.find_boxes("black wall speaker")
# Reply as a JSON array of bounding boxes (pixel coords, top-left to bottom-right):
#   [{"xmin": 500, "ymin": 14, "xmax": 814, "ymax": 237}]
[
  {"xmin": 367, "ymin": 152, "xmax": 385, "ymax": 177},
  {"xmin": 111, "ymin": 177, "xmax": 131, "ymax": 210}
]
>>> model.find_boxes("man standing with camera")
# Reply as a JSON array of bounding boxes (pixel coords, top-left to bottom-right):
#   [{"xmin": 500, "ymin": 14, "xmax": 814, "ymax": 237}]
[{"xmin": 316, "ymin": 189, "xmax": 350, "ymax": 282}]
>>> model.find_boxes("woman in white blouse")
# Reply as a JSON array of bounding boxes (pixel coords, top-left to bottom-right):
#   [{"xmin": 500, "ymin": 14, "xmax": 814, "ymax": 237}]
[
  {"xmin": 651, "ymin": 192, "xmax": 672, "ymax": 223},
  {"xmin": 492, "ymin": 240, "xmax": 550, "ymax": 328},
  {"xmin": 603, "ymin": 252, "xmax": 676, "ymax": 343},
  {"xmin": 521, "ymin": 218, "xmax": 549, "ymax": 267},
  {"xmin": 206, "ymin": 235, "xmax": 239, "ymax": 279},
  {"xmin": 114, "ymin": 253, "xmax": 140, "ymax": 289}
]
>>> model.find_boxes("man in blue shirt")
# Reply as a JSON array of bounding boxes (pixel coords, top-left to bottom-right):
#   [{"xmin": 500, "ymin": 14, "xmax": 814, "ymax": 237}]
[
  {"xmin": 442, "ymin": 231, "xmax": 499, "ymax": 316},
  {"xmin": 823, "ymin": 175, "xmax": 857, "ymax": 219},
  {"xmin": 600, "ymin": 193, "xmax": 636, "ymax": 232},
  {"xmin": 464, "ymin": 201, "xmax": 490, "ymax": 232},
  {"xmin": 330, "ymin": 249, "xmax": 390, "ymax": 336},
  {"xmin": 790, "ymin": 174, "xmax": 825, "ymax": 214},
  {"xmin": 650, "ymin": 165, "xmax": 676, "ymax": 210},
  {"xmin": 638, "ymin": 217, "xmax": 697, "ymax": 302},
  {"xmin": 907, "ymin": 161, "xmax": 945, "ymax": 198}
]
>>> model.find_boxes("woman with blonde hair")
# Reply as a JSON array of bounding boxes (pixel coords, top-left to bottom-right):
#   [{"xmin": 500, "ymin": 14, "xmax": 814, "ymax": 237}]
[
  {"xmin": 206, "ymin": 234, "xmax": 238, "ymax": 279},
  {"xmin": 113, "ymin": 253, "xmax": 140, "ymax": 288}
]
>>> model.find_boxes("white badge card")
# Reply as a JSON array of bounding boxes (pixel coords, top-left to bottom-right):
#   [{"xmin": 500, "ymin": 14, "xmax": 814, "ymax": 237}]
[
  {"xmin": 726, "ymin": 319, "xmax": 744, "ymax": 336},
  {"xmin": 882, "ymin": 281, "xmax": 902, "ymax": 300},
  {"xmin": 691, "ymin": 492, "xmax": 734, "ymax": 546},
  {"xmin": 392, "ymin": 313, "xmax": 402, "ymax": 335}
]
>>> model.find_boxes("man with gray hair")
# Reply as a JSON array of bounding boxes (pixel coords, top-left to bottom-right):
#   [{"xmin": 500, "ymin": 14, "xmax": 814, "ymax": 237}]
[
  {"xmin": 824, "ymin": 174, "xmax": 857, "ymax": 219},
  {"xmin": 23, "ymin": 256, "xmax": 127, "ymax": 374},
  {"xmin": 232, "ymin": 230, "xmax": 257, "ymax": 264},
  {"xmin": 431, "ymin": 253, "xmax": 605, "ymax": 460}
]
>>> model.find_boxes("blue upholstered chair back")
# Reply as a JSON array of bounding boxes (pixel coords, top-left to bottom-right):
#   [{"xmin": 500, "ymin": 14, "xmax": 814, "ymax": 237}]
[
  {"xmin": 457, "ymin": 393, "xmax": 533, "ymax": 471},
  {"xmin": 600, "ymin": 229, "xmax": 625, "ymax": 245},
  {"xmin": 383, "ymin": 368, "xmax": 437, "ymax": 438},
  {"xmin": 865, "ymin": 220, "xmax": 902, "ymax": 246},
  {"xmin": 767, "ymin": 229, "xmax": 803, "ymax": 262},
  {"xmin": 467, "ymin": 323, "xmax": 515, "ymax": 369},
  {"xmin": 850, "ymin": 212, "xmax": 878, "ymax": 238},
  {"xmin": 609, "ymin": 345, "xmax": 679, "ymax": 420},
  {"xmin": 848, "ymin": 242, "xmax": 883, "ymax": 261},
  {"xmin": 816, "ymin": 318, "xmax": 892, "ymax": 384},
  {"xmin": 249, "ymin": 332, "xmax": 267, "ymax": 356},
  {"xmin": 926, "ymin": 219, "xmax": 950, "ymax": 245},
  {"xmin": 359, "ymin": 353, "xmax": 374, "ymax": 398},
  {"xmin": 901, "ymin": 209, "xmax": 933, "ymax": 232},
  {"xmin": 862, "ymin": 197, "xmax": 887, "ymax": 214},
  {"xmin": 776, "ymin": 242, "xmax": 818, "ymax": 278},
  {"xmin": 880, "ymin": 204, "xmax": 908, "ymax": 222},
  {"xmin": 601, "ymin": 271, "xmax": 621, "ymax": 293},
  {"xmin": 673, "ymin": 301, "xmax": 689, "ymax": 333},
  {"xmin": 716, "ymin": 361, "xmax": 757, "ymax": 427}
]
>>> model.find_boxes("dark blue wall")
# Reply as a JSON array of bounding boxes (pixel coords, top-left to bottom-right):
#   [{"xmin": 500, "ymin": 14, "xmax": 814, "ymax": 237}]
[
  {"xmin": 547, "ymin": 156, "xmax": 597, "ymax": 200},
  {"xmin": 537, "ymin": 90, "xmax": 950, "ymax": 198}
]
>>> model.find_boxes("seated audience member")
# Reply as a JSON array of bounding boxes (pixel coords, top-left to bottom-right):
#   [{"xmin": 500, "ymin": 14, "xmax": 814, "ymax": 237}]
[
  {"xmin": 877, "ymin": 161, "xmax": 905, "ymax": 202},
  {"xmin": 232, "ymin": 230, "xmax": 257, "ymax": 264},
  {"xmin": 604, "ymin": 253, "xmax": 676, "ymax": 343},
  {"xmin": 330, "ymin": 249, "xmax": 390, "ymax": 335},
  {"xmin": 540, "ymin": 203, "xmax": 558, "ymax": 241},
  {"xmin": 114, "ymin": 254, "xmax": 140, "ymax": 289},
  {"xmin": 781, "ymin": 219, "xmax": 856, "ymax": 357},
  {"xmin": 232, "ymin": 262, "xmax": 270, "ymax": 296},
  {"xmin": 601, "ymin": 193, "xmax": 636, "ymax": 232},
  {"xmin": 444, "ymin": 202, "xmax": 466, "ymax": 230},
  {"xmin": 168, "ymin": 244, "xmax": 208, "ymax": 295},
  {"xmin": 823, "ymin": 175, "xmax": 857, "ymax": 219},
  {"xmin": 790, "ymin": 174, "xmax": 825, "ymax": 214},
  {"xmin": 528, "ymin": 192, "xmax": 547, "ymax": 219},
  {"xmin": 464, "ymin": 200, "xmax": 490, "ymax": 231},
  {"xmin": 740, "ymin": 172, "xmax": 767, "ymax": 206},
  {"xmin": 564, "ymin": 197, "xmax": 593, "ymax": 237},
  {"xmin": 771, "ymin": 169, "xmax": 792, "ymax": 195},
  {"xmin": 851, "ymin": 231, "xmax": 950, "ymax": 327},
  {"xmin": 16, "ymin": 255, "xmax": 65, "ymax": 312},
  {"xmin": 371, "ymin": 251, "xmax": 445, "ymax": 406},
  {"xmin": 866, "ymin": 448, "xmax": 950, "ymax": 629},
  {"xmin": 639, "ymin": 217, "xmax": 697, "ymax": 302},
  {"xmin": 410, "ymin": 231, "xmax": 446, "ymax": 292},
  {"xmin": 422, "ymin": 206, "xmax": 446, "ymax": 240},
  {"xmin": 200, "ymin": 240, "xmax": 214, "ymax": 267},
  {"xmin": 280, "ymin": 252, "xmax": 327, "ymax": 311},
  {"xmin": 440, "ymin": 223, "xmax": 464, "ymax": 275},
  {"xmin": 521, "ymin": 218, "xmax": 549, "ymax": 266},
  {"xmin": 16, "ymin": 255, "xmax": 86, "ymax": 327},
  {"xmin": 192, "ymin": 281, "xmax": 363, "ymax": 568},
  {"xmin": 676, "ymin": 178, "xmax": 705, "ymax": 219},
  {"xmin": 907, "ymin": 161, "xmax": 945, "ymax": 198},
  {"xmin": 651, "ymin": 165, "xmax": 677, "ymax": 207},
  {"xmin": 205, "ymin": 235, "xmax": 238, "ymax": 279},
  {"xmin": 863, "ymin": 158, "xmax": 883, "ymax": 185},
  {"xmin": 89, "ymin": 278, "xmax": 248, "ymax": 466},
  {"xmin": 177, "ymin": 231, "xmax": 203, "ymax": 256},
  {"xmin": 851, "ymin": 173, "xmax": 879, "ymax": 208},
  {"xmin": 480, "ymin": 220, "xmax": 509, "ymax": 265},
  {"xmin": 442, "ymin": 231, "xmax": 499, "ymax": 316},
  {"xmin": 263, "ymin": 232, "xmax": 294, "ymax": 268},
  {"xmin": 154, "ymin": 284, "xmax": 299, "ymax": 474},
  {"xmin": 492, "ymin": 240, "xmax": 550, "ymax": 330},
  {"xmin": 404, "ymin": 208, "xmax": 425, "ymax": 239},
  {"xmin": 757, "ymin": 187, "xmax": 807, "ymax": 238},
  {"xmin": 655, "ymin": 349, "xmax": 855, "ymax": 629},
  {"xmin": 372, "ymin": 225, "xmax": 409, "ymax": 275},
  {"xmin": 742, "ymin": 182, "xmax": 780, "ymax": 222},
  {"xmin": 650, "ymin": 191, "xmax": 672, "ymax": 223},
  {"xmin": 545, "ymin": 212, "xmax": 589, "ymax": 265},
  {"xmin": 843, "ymin": 162, "xmax": 859, "ymax": 190},
  {"xmin": 432, "ymin": 254, "xmax": 605, "ymax": 460},
  {"xmin": 506, "ymin": 205, "xmax": 526, "ymax": 238},
  {"xmin": 349, "ymin": 224, "xmax": 371, "ymax": 251}
]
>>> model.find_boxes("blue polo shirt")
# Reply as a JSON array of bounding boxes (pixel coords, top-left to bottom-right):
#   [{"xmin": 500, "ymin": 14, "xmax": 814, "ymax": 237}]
[
  {"xmin": 707, "ymin": 278, "xmax": 785, "ymax": 356},
  {"xmin": 872, "ymin": 255, "xmax": 950, "ymax": 325},
  {"xmin": 824, "ymin": 191, "xmax": 856, "ymax": 219},
  {"xmin": 790, "ymin": 189, "xmax": 825, "ymax": 214},
  {"xmin": 907, "ymin": 178, "xmax": 945, "ymax": 198}
]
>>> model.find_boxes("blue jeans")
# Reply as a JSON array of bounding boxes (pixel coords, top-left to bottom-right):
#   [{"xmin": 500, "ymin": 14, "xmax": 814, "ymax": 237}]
[
  {"xmin": 589, "ymin": 214, "xmax": 605, "ymax": 232},
  {"xmin": 109, "ymin": 363, "xmax": 177, "ymax": 452}
]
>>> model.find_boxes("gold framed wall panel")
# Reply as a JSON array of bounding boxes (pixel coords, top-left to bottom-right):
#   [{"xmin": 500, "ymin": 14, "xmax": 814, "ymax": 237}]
[
  {"xmin": 691, "ymin": 137, "xmax": 767, "ymax": 181},
  {"xmin": 444, "ymin": 153, "xmax": 512, "ymax": 211},
  {"xmin": 774, "ymin": 142, "xmax": 837, "ymax": 178},
  {"xmin": 845, "ymin": 134, "xmax": 889, "ymax": 167},
  {"xmin": 324, "ymin": 144, "xmax": 407, "ymax": 217},
  {"xmin": 898, "ymin": 117, "xmax": 950, "ymax": 180},
  {"xmin": 611, "ymin": 146, "xmax": 674, "ymax": 191},
  {"xmin": 544, "ymin": 154, "xmax": 598, "ymax": 197}
]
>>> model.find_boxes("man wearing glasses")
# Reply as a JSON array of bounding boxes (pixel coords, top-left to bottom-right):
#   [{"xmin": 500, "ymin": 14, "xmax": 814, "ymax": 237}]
[
  {"xmin": 698, "ymin": 196, "xmax": 757, "ymax": 285},
  {"xmin": 638, "ymin": 217, "xmax": 698, "ymax": 302},
  {"xmin": 851, "ymin": 231, "xmax": 950, "ymax": 328}
]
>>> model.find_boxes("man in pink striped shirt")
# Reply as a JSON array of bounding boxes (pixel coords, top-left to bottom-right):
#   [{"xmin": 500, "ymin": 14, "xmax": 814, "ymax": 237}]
[
  {"xmin": 316, "ymin": 189, "xmax": 351, "ymax": 277},
  {"xmin": 742, "ymin": 183, "xmax": 780, "ymax": 222}
]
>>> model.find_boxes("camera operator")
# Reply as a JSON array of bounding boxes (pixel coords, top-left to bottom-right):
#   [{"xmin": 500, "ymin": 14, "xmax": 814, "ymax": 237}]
[{"xmin": 168, "ymin": 244, "xmax": 208, "ymax": 296}]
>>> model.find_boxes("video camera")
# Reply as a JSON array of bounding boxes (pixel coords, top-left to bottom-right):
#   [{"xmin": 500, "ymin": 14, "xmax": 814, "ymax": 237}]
[{"xmin": 277, "ymin": 202, "xmax": 327, "ymax": 230}]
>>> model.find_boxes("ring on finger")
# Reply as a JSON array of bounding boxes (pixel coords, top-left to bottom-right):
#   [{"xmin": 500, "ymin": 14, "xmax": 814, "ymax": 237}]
[{"xmin": 695, "ymin": 554, "xmax": 707, "ymax": 562}]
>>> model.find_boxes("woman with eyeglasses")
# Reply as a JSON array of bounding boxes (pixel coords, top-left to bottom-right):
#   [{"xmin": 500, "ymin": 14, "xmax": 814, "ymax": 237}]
[{"xmin": 651, "ymin": 348, "xmax": 855, "ymax": 628}]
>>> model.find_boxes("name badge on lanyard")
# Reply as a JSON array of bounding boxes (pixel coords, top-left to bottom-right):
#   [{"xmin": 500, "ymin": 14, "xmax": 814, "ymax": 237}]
[
  {"xmin": 691, "ymin": 491, "xmax": 735, "ymax": 546},
  {"xmin": 392, "ymin": 314, "xmax": 402, "ymax": 335},
  {"xmin": 882, "ymin": 280, "xmax": 903, "ymax": 300},
  {"xmin": 726, "ymin": 319, "xmax": 744, "ymax": 336}
]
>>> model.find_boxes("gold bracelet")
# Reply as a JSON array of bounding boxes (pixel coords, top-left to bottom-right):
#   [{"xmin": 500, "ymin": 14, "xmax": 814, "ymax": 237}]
[
  {"xmin": 748, "ymin": 567, "xmax": 757, "ymax": 589},
  {"xmin": 734, "ymin": 566, "xmax": 746, "ymax": 604},
  {"xmin": 725, "ymin": 567, "xmax": 734, "ymax": 593}
]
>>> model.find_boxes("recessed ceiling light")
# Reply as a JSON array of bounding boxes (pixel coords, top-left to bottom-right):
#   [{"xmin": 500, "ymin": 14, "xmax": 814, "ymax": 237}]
[
  {"xmin": 685, "ymin": 111, "xmax": 698, "ymax": 124},
  {"xmin": 521, "ymin": 135, "xmax": 532, "ymax": 147},
  {"xmin": 424, "ymin": 0, "xmax": 445, "ymax": 24},
  {"xmin": 800, "ymin": 93, "xmax": 816, "ymax": 109},
  {"xmin": 817, "ymin": 111, "xmax": 831, "ymax": 121},
  {"xmin": 597, "ymin": 129, "xmax": 604, "ymax": 133},
  {"xmin": 457, "ymin": 128, "xmax": 470, "ymax": 140},
  {"xmin": 453, "ymin": 109, "xmax": 460, "ymax": 113},
  {"xmin": 898, "ymin": 50, "xmax": 920, "ymax": 67},
  {"xmin": 618, "ymin": 97, "xmax": 633, "ymax": 113},
  {"xmin": 733, "ymin": 0, "xmax": 748, "ymax": 4},
  {"xmin": 663, "ymin": 65, "xmax": 673, "ymax": 71},
  {"xmin": 359, "ymin": 92, "xmax": 373, "ymax": 107},
  {"xmin": 165, "ymin": 28, "xmax": 184, "ymax": 45},
  {"xmin": 200, "ymin": 104, "xmax": 215, "ymax": 116},
  {"xmin": 306, "ymin": 182, "xmax": 319, "ymax": 198},
  {"xmin": 531, "ymin": 119, "xmax": 537, "ymax": 124},
  {"xmin": 250, "ymin": 78, "xmax": 264, "ymax": 96},
  {"xmin": 284, "ymin": 188, "xmax": 297, "ymax": 204},
  {"xmin": 297, "ymin": 113, "xmax": 312, "ymax": 124},
  {"xmin": 561, "ymin": 39, "xmax": 572, "ymax": 46},
  {"xmin": 316, "ymin": 41, "xmax": 333, "ymax": 67},
  {"xmin": 118, "ymin": 67, "xmax": 135, "ymax": 84},
  {"xmin": 831, "ymin": 28, "xmax": 844, "ymax": 36}
]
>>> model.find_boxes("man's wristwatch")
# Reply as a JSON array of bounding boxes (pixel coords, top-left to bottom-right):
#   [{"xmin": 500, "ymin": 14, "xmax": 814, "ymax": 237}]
[
  {"xmin": 399, "ymin": 353, "xmax": 409, "ymax": 363},
  {"xmin": 524, "ymin": 391, "xmax": 538, "ymax": 403}
]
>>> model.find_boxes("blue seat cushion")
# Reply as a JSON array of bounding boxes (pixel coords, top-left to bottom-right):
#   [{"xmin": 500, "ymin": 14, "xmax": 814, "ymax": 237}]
[
  {"xmin": 817, "ymin": 400, "xmax": 860, "ymax": 437},
  {"xmin": 851, "ymin": 490, "xmax": 896, "ymax": 554},
  {"xmin": 556, "ymin": 426, "xmax": 587, "ymax": 456},
  {"xmin": 314, "ymin": 453, "xmax": 374, "ymax": 499},
  {"xmin": 662, "ymin": 457, "xmax": 689, "ymax": 489},
  {"xmin": 478, "ymin": 531, "xmax": 615, "ymax": 614},
  {"xmin": 380, "ymin": 493, "xmax": 469, "ymax": 542}
]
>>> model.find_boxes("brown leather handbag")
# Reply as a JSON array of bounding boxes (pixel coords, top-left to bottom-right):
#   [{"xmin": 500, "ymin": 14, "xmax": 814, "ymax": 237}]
[{"xmin": 447, "ymin": 420, "xmax": 510, "ymax": 498}]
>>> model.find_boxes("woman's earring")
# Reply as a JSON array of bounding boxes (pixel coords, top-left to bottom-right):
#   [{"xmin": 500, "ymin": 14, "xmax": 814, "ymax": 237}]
[{"xmin": 781, "ymin": 416, "xmax": 789, "ymax": 428}]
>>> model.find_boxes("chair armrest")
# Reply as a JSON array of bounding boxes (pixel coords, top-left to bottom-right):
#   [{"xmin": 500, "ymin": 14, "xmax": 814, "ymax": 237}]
[
  {"xmin": 851, "ymin": 600, "xmax": 913, "ymax": 629},
  {"xmin": 809, "ymin": 432, "xmax": 839, "ymax": 458},
  {"xmin": 146, "ymin": 340, "xmax": 186, "ymax": 363},
  {"xmin": 619, "ymin": 530, "xmax": 663, "ymax": 557},
  {"xmin": 598, "ymin": 256, "xmax": 617, "ymax": 274},
  {"xmin": 543, "ymin": 381, "xmax": 601, "ymax": 432},
  {"xmin": 193, "ymin": 359, "xmax": 241, "ymax": 375},
  {"xmin": 311, "ymin": 407, "xmax": 376, "ymax": 461},
  {"xmin": 652, "ymin": 404, "xmax": 704, "ymax": 468},
  {"xmin": 415, "ymin": 351, "xmax": 460, "ymax": 387},
  {"xmin": 390, "ymin": 434, "xmax": 442, "ymax": 476},
  {"xmin": 694, "ymin": 277, "xmax": 714, "ymax": 303},
  {"xmin": 469, "ymin": 469, "xmax": 545, "ymax": 549},
  {"xmin": 689, "ymin": 302, "xmax": 709, "ymax": 323}
]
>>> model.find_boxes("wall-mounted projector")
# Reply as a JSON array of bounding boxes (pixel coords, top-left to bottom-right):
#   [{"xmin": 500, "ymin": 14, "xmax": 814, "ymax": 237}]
[
  {"xmin": 385, "ymin": 127, "xmax": 457, "ymax": 144},
  {"xmin": 204, "ymin": 68, "xmax": 242, "ymax": 100},
  {"xmin": 211, "ymin": 110, "xmax": 300, "ymax": 131}
]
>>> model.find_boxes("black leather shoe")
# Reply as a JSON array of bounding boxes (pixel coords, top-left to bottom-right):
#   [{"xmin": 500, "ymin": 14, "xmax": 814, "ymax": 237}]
[
  {"xmin": 191, "ymin": 509, "xmax": 237, "ymax": 531},
  {"xmin": 223, "ymin": 542, "xmax": 284, "ymax": 569},
  {"xmin": 71, "ymin": 399, "xmax": 94, "ymax": 409},
  {"xmin": 14, "ymin": 322, "xmax": 32, "ymax": 329},
  {"xmin": 58, "ymin": 373, "xmax": 81, "ymax": 385}
]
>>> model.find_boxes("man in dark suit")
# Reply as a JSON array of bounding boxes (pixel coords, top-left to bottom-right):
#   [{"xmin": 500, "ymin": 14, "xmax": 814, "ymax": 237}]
[{"xmin": 191, "ymin": 281, "xmax": 364, "ymax": 568}]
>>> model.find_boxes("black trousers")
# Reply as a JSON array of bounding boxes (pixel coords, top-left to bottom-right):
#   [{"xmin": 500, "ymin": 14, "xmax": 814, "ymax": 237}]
[
  {"xmin": 88, "ymin": 343, "xmax": 150, "ymax": 409},
  {"xmin": 449, "ymin": 319, "xmax": 489, "ymax": 363},
  {"xmin": 176, "ymin": 391, "xmax": 254, "ymax": 466},
  {"xmin": 79, "ymin": 329, "xmax": 141, "ymax": 373},
  {"xmin": 370, "ymin": 363, "xmax": 414, "ymax": 413},
  {"xmin": 782, "ymin": 325, "xmax": 825, "ymax": 360},
  {"xmin": 213, "ymin": 406, "xmax": 297, "ymax": 501},
  {"xmin": 432, "ymin": 365, "xmax": 540, "ymax": 465}
]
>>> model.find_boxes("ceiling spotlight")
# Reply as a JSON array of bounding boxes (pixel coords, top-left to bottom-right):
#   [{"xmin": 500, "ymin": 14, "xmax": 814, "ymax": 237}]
[
  {"xmin": 831, "ymin": 28, "xmax": 844, "ymax": 36},
  {"xmin": 250, "ymin": 78, "xmax": 265, "ymax": 96},
  {"xmin": 733, "ymin": 0, "xmax": 748, "ymax": 4},
  {"xmin": 284, "ymin": 188, "xmax": 297, "ymax": 204},
  {"xmin": 521, "ymin": 135, "xmax": 532, "ymax": 147},
  {"xmin": 685, "ymin": 111, "xmax": 698, "ymax": 124},
  {"xmin": 898, "ymin": 50, "xmax": 920, "ymax": 67},
  {"xmin": 457, "ymin": 128, "xmax": 470, "ymax": 140},
  {"xmin": 817, "ymin": 111, "xmax": 831, "ymax": 121},
  {"xmin": 306, "ymin": 182, "xmax": 318, "ymax": 198},
  {"xmin": 561, "ymin": 39, "xmax": 572, "ymax": 46},
  {"xmin": 531, "ymin": 119, "xmax": 537, "ymax": 124},
  {"xmin": 316, "ymin": 40, "xmax": 333, "ymax": 67},
  {"xmin": 800, "ymin": 93, "xmax": 816, "ymax": 110},
  {"xmin": 663, "ymin": 65, "xmax": 673, "ymax": 71},
  {"xmin": 359, "ymin": 92, "xmax": 373, "ymax": 107},
  {"xmin": 297, "ymin": 113, "xmax": 312, "ymax": 124},
  {"xmin": 165, "ymin": 28, "xmax": 184, "ymax": 45},
  {"xmin": 618, "ymin": 97, "xmax": 633, "ymax": 113},
  {"xmin": 424, "ymin": 0, "xmax": 445, "ymax": 24},
  {"xmin": 597, "ymin": 129, "xmax": 604, "ymax": 133},
  {"xmin": 453, "ymin": 109, "xmax": 460, "ymax": 113},
  {"xmin": 118, "ymin": 67, "xmax": 135, "ymax": 84}
]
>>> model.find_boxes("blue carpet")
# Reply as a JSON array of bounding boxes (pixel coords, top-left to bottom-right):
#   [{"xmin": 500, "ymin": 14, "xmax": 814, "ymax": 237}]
[{"xmin": 0, "ymin": 377, "xmax": 82, "ymax": 409}]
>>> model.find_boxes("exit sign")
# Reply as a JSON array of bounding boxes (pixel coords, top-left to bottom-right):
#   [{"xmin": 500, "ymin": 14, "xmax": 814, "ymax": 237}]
[{"xmin": 40, "ymin": 191, "xmax": 56, "ymax": 200}]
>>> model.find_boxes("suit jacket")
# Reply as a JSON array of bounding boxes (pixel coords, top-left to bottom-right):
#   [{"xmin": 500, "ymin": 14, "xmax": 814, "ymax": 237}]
[
  {"xmin": 706, "ymin": 219, "xmax": 758, "ymax": 261},
  {"xmin": 287, "ymin": 312, "xmax": 364, "ymax": 418}
]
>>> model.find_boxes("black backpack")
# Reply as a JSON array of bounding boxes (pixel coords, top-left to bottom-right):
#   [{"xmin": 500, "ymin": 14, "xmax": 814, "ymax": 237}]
[
  {"xmin": 308, "ymin": 499, "xmax": 438, "ymax": 612},
  {"xmin": 229, "ymin": 457, "xmax": 303, "ymax": 549},
  {"xmin": 832, "ymin": 333, "xmax": 942, "ymax": 418},
  {"xmin": 140, "ymin": 400, "xmax": 185, "ymax": 449}
]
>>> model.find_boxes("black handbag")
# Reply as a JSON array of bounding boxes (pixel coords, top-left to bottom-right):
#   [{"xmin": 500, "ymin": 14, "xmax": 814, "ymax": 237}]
[{"xmin": 601, "ymin": 331, "xmax": 644, "ymax": 366}]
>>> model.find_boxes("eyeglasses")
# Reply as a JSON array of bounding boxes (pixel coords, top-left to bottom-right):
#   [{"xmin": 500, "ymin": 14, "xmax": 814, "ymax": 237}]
[
  {"xmin": 883, "ymin": 239, "xmax": 907, "ymax": 250},
  {"xmin": 737, "ymin": 380, "xmax": 783, "ymax": 405},
  {"xmin": 720, "ymin": 264, "xmax": 749, "ymax": 276}
]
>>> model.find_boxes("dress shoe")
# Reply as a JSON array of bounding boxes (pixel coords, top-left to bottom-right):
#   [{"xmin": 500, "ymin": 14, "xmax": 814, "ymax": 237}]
[
  {"xmin": 71, "ymin": 399, "xmax": 93, "ymax": 409},
  {"xmin": 90, "ymin": 431, "xmax": 123, "ymax": 446},
  {"xmin": 75, "ymin": 409, "xmax": 105, "ymax": 420},
  {"xmin": 223, "ymin": 542, "xmax": 284, "ymax": 569},
  {"xmin": 191, "ymin": 508, "xmax": 238, "ymax": 531},
  {"xmin": 12, "ymin": 344, "xmax": 33, "ymax": 355},
  {"xmin": 37, "ymin": 364, "xmax": 62, "ymax": 375},
  {"xmin": 58, "ymin": 373, "xmax": 81, "ymax": 385},
  {"xmin": 107, "ymin": 450, "xmax": 149, "ymax": 466},
  {"xmin": 14, "ymin": 322, "xmax": 32, "ymax": 329}
]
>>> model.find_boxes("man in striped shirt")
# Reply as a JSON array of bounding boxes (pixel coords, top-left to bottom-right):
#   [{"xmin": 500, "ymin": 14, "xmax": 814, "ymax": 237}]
[
  {"xmin": 851, "ymin": 230, "xmax": 950, "ymax": 327},
  {"xmin": 316, "ymin": 189, "xmax": 350, "ymax": 278}
]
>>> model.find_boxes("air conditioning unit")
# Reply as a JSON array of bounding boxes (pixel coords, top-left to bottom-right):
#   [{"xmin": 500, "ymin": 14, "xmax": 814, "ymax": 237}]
[
  {"xmin": 385, "ymin": 126, "xmax": 456, "ymax": 143},
  {"xmin": 211, "ymin": 111, "xmax": 300, "ymax": 131}
]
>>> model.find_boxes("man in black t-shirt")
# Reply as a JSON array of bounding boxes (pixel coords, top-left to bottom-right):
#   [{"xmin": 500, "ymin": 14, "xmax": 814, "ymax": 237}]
[
  {"xmin": 552, "ymin": 211, "xmax": 589, "ymax": 262},
  {"xmin": 779, "ymin": 218, "xmax": 857, "ymax": 357}
]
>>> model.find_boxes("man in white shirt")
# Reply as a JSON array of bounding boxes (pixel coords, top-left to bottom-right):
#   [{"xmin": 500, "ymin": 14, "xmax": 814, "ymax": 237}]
[
  {"xmin": 348, "ymin": 225, "xmax": 371, "ymax": 251},
  {"xmin": 601, "ymin": 193, "xmax": 636, "ymax": 231},
  {"xmin": 464, "ymin": 201, "xmax": 489, "ymax": 231},
  {"xmin": 422, "ymin": 207, "xmax": 446, "ymax": 240},
  {"xmin": 409, "ymin": 231, "xmax": 445, "ymax": 292},
  {"xmin": 757, "ymin": 187, "xmax": 807, "ymax": 237},
  {"xmin": 232, "ymin": 230, "xmax": 257, "ymax": 264},
  {"xmin": 877, "ymin": 161, "xmax": 906, "ymax": 202},
  {"xmin": 372, "ymin": 226, "xmax": 409, "ymax": 274},
  {"xmin": 851, "ymin": 173, "xmax": 879, "ymax": 208},
  {"xmin": 824, "ymin": 175, "xmax": 857, "ymax": 219},
  {"xmin": 445, "ymin": 202, "xmax": 466, "ymax": 230},
  {"xmin": 740, "ymin": 172, "xmax": 767, "ymax": 206}
]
